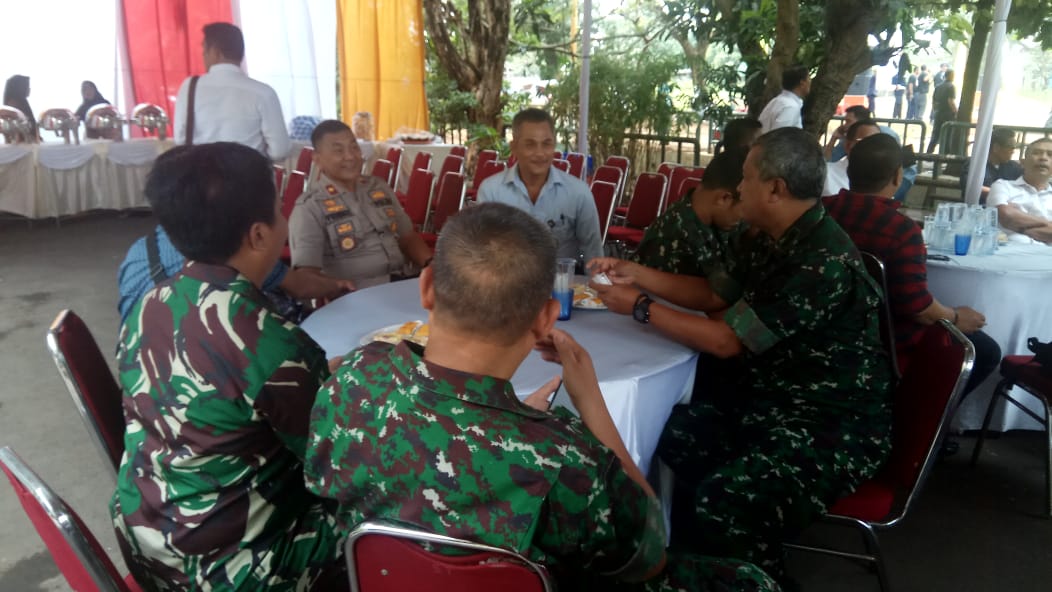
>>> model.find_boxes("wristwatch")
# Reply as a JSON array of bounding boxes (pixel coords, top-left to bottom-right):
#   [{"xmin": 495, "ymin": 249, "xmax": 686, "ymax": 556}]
[{"xmin": 632, "ymin": 293, "xmax": 653, "ymax": 324}]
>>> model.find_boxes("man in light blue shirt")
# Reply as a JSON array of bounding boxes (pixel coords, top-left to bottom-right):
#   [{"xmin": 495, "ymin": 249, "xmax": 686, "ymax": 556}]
[{"xmin": 477, "ymin": 108, "xmax": 603, "ymax": 264}]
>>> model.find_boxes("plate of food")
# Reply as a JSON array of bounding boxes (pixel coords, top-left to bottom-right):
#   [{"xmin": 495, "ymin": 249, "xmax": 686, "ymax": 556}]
[
  {"xmin": 573, "ymin": 284, "xmax": 606, "ymax": 310},
  {"xmin": 361, "ymin": 320, "xmax": 430, "ymax": 346}
]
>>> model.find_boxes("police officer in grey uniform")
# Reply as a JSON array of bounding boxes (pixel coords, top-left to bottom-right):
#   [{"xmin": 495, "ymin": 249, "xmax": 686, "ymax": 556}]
[{"xmin": 289, "ymin": 120, "xmax": 433, "ymax": 290}]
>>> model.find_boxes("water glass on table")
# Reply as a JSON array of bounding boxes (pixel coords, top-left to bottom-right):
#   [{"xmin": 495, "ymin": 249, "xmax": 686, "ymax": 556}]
[{"xmin": 553, "ymin": 258, "xmax": 576, "ymax": 321}]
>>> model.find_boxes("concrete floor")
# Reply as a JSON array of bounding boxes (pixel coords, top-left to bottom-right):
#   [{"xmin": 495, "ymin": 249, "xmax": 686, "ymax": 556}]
[{"xmin": 1, "ymin": 211, "xmax": 1050, "ymax": 591}]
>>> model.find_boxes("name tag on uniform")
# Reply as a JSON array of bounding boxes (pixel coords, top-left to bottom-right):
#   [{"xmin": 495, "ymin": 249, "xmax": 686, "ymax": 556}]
[
  {"xmin": 371, "ymin": 191, "xmax": 386, "ymax": 200},
  {"xmin": 336, "ymin": 222, "xmax": 354, "ymax": 234},
  {"xmin": 324, "ymin": 198, "xmax": 348, "ymax": 215}
]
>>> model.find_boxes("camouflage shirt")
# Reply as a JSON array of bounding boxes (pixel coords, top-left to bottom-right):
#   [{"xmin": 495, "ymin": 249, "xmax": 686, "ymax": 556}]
[
  {"xmin": 632, "ymin": 193, "xmax": 727, "ymax": 276},
  {"xmin": 304, "ymin": 341, "xmax": 666, "ymax": 584},
  {"xmin": 111, "ymin": 262, "xmax": 342, "ymax": 591},
  {"xmin": 710, "ymin": 202, "xmax": 892, "ymax": 420}
]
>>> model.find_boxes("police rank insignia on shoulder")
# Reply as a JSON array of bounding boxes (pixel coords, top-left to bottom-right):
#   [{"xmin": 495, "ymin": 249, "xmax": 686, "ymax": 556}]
[
  {"xmin": 326, "ymin": 185, "xmax": 339, "ymax": 196},
  {"xmin": 371, "ymin": 191, "xmax": 386, "ymax": 200},
  {"xmin": 336, "ymin": 222, "xmax": 353, "ymax": 234},
  {"xmin": 340, "ymin": 236, "xmax": 356, "ymax": 251}
]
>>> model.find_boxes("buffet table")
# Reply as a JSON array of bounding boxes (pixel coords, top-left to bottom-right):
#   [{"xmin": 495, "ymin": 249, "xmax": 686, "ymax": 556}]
[
  {"xmin": 300, "ymin": 278, "xmax": 698, "ymax": 477},
  {"xmin": 928, "ymin": 241, "xmax": 1052, "ymax": 431},
  {"xmin": 0, "ymin": 139, "xmax": 172, "ymax": 219}
]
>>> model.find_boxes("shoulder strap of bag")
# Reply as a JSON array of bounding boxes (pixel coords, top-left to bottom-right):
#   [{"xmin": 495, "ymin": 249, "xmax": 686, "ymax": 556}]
[
  {"xmin": 145, "ymin": 231, "xmax": 169, "ymax": 285},
  {"xmin": 185, "ymin": 75, "xmax": 200, "ymax": 145}
]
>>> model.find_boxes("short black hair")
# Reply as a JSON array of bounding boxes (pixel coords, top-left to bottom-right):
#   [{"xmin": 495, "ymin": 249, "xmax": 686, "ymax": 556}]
[
  {"xmin": 432, "ymin": 203, "xmax": 556, "ymax": 345},
  {"xmin": 311, "ymin": 119, "xmax": 353, "ymax": 148},
  {"xmin": 701, "ymin": 148, "xmax": 747, "ymax": 196},
  {"xmin": 990, "ymin": 127, "xmax": 1017, "ymax": 149},
  {"xmin": 203, "ymin": 22, "xmax": 245, "ymax": 63},
  {"xmin": 848, "ymin": 134, "xmax": 902, "ymax": 194},
  {"xmin": 145, "ymin": 143, "xmax": 276, "ymax": 264},
  {"xmin": 844, "ymin": 105, "xmax": 871, "ymax": 120},
  {"xmin": 753, "ymin": 127, "xmax": 825, "ymax": 200},
  {"xmin": 511, "ymin": 108, "xmax": 555, "ymax": 135},
  {"xmin": 846, "ymin": 119, "xmax": 881, "ymax": 141},
  {"xmin": 781, "ymin": 65, "xmax": 810, "ymax": 91},
  {"xmin": 1027, "ymin": 137, "xmax": 1052, "ymax": 156},
  {"xmin": 715, "ymin": 117, "xmax": 762, "ymax": 154}
]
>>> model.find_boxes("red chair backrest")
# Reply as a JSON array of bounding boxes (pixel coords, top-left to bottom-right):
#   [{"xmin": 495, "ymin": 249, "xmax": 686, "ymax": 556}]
[
  {"xmin": 410, "ymin": 151, "xmax": 432, "ymax": 173},
  {"xmin": 565, "ymin": 152, "xmax": 586, "ymax": 179},
  {"xmin": 592, "ymin": 165, "xmax": 624, "ymax": 198},
  {"xmin": 591, "ymin": 180, "xmax": 618, "ymax": 241},
  {"xmin": 688, "ymin": 167, "xmax": 705, "ymax": 180},
  {"xmin": 1, "ymin": 447, "xmax": 136, "ymax": 591},
  {"xmin": 281, "ymin": 170, "xmax": 307, "ymax": 220},
  {"xmin": 656, "ymin": 162, "xmax": 677, "ymax": 179},
  {"xmin": 473, "ymin": 159, "xmax": 506, "ymax": 189},
  {"xmin": 666, "ymin": 166, "xmax": 696, "ymax": 209},
  {"xmin": 625, "ymin": 173, "xmax": 667, "ymax": 229},
  {"xmin": 605, "ymin": 155, "xmax": 630, "ymax": 175},
  {"xmin": 348, "ymin": 522, "xmax": 549, "ymax": 592},
  {"xmin": 431, "ymin": 172, "xmax": 466, "ymax": 233},
  {"xmin": 372, "ymin": 159, "xmax": 395, "ymax": 188},
  {"xmin": 46, "ymin": 310, "xmax": 124, "ymax": 473},
  {"xmin": 386, "ymin": 146, "xmax": 403, "ymax": 168},
  {"xmin": 449, "ymin": 145, "xmax": 468, "ymax": 159},
  {"xmin": 477, "ymin": 149, "xmax": 499, "ymax": 169},
  {"xmin": 438, "ymin": 154, "xmax": 465, "ymax": 179},
  {"xmin": 294, "ymin": 146, "xmax": 313, "ymax": 175},
  {"xmin": 552, "ymin": 159, "xmax": 570, "ymax": 173},
  {"xmin": 677, "ymin": 177, "xmax": 702, "ymax": 200},
  {"xmin": 404, "ymin": 168, "xmax": 435, "ymax": 229},
  {"xmin": 507, "ymin": 154, "xmax": 518, "ymax": 167}
]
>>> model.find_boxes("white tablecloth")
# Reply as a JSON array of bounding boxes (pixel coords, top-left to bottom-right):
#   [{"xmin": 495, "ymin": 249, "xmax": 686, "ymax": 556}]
[
  {"xmin": 928, "ymin": 242, "xmax": 1052, "ymax": 431},
  {"xmin": 300, "ymin": 278, "xmax": 698, "ymax": 476},
  {"xmin": 0, "ymin": 139, "xmax": 171, "ymax": 219}
]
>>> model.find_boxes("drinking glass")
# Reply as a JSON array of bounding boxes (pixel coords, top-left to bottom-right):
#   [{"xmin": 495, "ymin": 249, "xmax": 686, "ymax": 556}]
[
  {"xmin": 922, "ymin": 215, "xmax": 936, "ymax": 245},
  {"xmin": 553, "ymin": 258, "xmax": 576, "ymax": 321}
]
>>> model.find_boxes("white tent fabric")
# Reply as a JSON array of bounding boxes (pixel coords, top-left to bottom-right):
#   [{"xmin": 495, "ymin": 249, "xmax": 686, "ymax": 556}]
[
  {"xmin": 964, "ymin": 0, "xmax": 1013, "ymax": 205},
  {"xmin": 235, "ymin": 0, "xmax": 339, "ymax": 124}
]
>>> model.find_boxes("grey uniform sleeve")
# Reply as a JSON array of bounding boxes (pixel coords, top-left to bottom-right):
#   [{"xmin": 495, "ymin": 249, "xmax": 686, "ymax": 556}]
[{"xmin": 288, "ymin": 197, "xmax": 327, "ymax": 269}]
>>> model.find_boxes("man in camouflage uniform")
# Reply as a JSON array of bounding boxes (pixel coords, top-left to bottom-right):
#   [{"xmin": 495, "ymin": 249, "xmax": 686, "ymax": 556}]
[
  {"xmin": 590, "ymin": 128, "xmax": 891, "ymax": 579},
  {"xmin": 632, "ymin": 149, "xmax": 748, "ymax": 276},
  {"xmin": 112, "ymin": 143, "xmax": 344, "ymax": 591},
  {"xmin": 289, "ymin": 119, "xmax": 433, "ymax": 290},
  {"xmin": 304, "ymin": 203, "xmax": 780, "ymax": 591}
]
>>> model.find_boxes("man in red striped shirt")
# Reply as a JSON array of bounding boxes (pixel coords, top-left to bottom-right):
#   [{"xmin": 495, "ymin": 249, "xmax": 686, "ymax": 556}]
[{"xmin": 823, "ymin": 133, "xmax": 1001, "ymax": 395}]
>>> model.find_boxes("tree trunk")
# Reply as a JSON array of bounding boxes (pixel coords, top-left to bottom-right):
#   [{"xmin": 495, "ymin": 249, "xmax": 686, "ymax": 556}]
[
  {"xmin": 802, "ymin": 1, "xmax": 880, "ymax": 136},
  {"xmin": 958, "ymin": 0, "xmax": 993, "ymax": 125},
  {"xmin": 422, "ymin": 0, "xmax": 511, "ymax": 129},
  {"xmin": 763, "ymin": 0, "xmax": 800, "ymax": 104},
  {"xmin": 715, "ymin": 0, "xmax": 767, "ymax": 114}
]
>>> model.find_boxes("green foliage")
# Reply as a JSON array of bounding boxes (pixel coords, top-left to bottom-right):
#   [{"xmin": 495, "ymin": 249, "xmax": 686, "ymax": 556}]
[{"xmin": 425, "ymin": 65, "xmax": 477, "ymax": 133}]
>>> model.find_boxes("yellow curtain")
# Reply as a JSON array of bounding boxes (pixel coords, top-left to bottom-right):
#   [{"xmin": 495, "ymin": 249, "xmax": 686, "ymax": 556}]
[{"xmin": 337, "ymin": 0, "xmax": 429, "ymax": 141}]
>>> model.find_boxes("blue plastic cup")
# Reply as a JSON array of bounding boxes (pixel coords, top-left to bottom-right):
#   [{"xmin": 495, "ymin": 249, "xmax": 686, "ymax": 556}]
[
  {"xmin": 553, "ymin": 289, "xmax": 573, "ymax": 321},
  {"xmin": 553, "ymin": 258, "xmax": 576, "ymax": 321},
  {"xmin": 954, "ymin": 233, "xmax": 971, "ymax": 256}
]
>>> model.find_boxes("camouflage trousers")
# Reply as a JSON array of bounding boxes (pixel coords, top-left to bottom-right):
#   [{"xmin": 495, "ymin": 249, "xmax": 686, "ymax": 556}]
[
  {"xmin": 563, "ymin": 549, "xmax": 781, "ymax": 592},
  {"xmin": 656, "ymin": 399, "xmax": 891, "ymax": 576}
]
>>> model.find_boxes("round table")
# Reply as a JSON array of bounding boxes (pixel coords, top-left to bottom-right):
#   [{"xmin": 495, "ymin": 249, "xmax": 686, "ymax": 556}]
[
  {"xmin": 300, "ymin": 278, "xmax": 698, "ymax": 476},
  {"xmin": 927, "ymin": 241, "xmax": 1052, "ymax": 431}
]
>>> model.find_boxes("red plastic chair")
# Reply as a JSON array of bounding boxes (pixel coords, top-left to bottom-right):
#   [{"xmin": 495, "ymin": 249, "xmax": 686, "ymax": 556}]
[
  {"xmin": 372, "ymin": 159, "xmax": 395, "ymax": 189},
  {"xmin": 604, "ymin": 156, "xmax": 632, "ymax": 217},
  {"xmin": 466, "ymin": 159, "xmax": 506, "ymax": 200},
  {"xmin": 1, "ymin": 446, "xmax": 143, "ymax": 591},
  {"xmin": 477, "ymin": 149, "xmax": 499, "ymax": 170},
  {"xmin": 606, "ymin": 172, "xmax": 667, "ymax": 251},
  {"xmin": 294, "ymin": 145, "xmax": 313, "ymax": 175},
  {"xmin": 385, "ymin": 146, "xmax": 404, "ymax": 189},
  {"xmin": 437, "ymin": 154, "xmax": 465, "ymax": 181},
  {"xmin": 565, "ymin": 152, "xmax": 586, "ymax": 179},
  {"xmin": 552, "ymin": 159, "xmax": 570, "ymax": 173},
  {"xmin": 665, "ymin": 166, "xmax": 697, "ymax": 210},
  {"xmin": 46, "ymin": 310, "xmax": 124, "ymax": 477},
  {"xmin": 281, "ymin": 170, "xmax": 307, "ymax": 220},
  {"xmin": 677, "ymin": 177, "xmax": 702, "ymax": 200},
  {"xmin": 592, "ymin": 165, "xmax": 624, "ymax": 205},
  {"xmin": 590, "ymin": 180, "xmax": 618, "ymax": 243},
  {"xmin": 420, "ymin": 171, "xmax": 466, "ymax": 247},
  {"xmin": 657, "ymin": 161, "xmax": 678, "ymax": 179},
  {"xmin": 346, "ymin": 520, "xmax": 552, "ymax": 592},
  {"xmin": 784, "ymin": 320, "xmax": 975, "ymax": 592},
  {"xmin": 449, "ymin": 145, "xmax": 467, "ymax": 159},
  {"xmin": 409, "ymin": 151, "xmax": 432, "ymax": 175},
  {"xmin": 971, "ymin": 353, "xmax": 1052, "ymax": 517},
  {"xmin": 401, "ymin": 168, "xmax": 435, "ymax": 231}
]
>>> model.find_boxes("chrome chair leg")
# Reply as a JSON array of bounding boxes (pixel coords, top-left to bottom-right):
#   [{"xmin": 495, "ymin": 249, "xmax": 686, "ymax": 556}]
[{"xmin": 970, "ymin": 378, "xmax": 1011, "ymax": 466}]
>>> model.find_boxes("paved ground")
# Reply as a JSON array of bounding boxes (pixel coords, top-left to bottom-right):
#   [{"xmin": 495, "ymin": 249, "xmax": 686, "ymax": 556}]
[{"xmin": 1, "ymin": 211, "xmax": 1050, "ymax": 591}]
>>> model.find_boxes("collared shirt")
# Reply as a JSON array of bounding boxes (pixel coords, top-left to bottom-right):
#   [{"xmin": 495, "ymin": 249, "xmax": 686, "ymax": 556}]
[
  {"xmin": 117, "ymin": 226, "xmax": 286, "ymax": 323},
  {"xmin": 173, "ymin": 63, "xmax": 291, "ymax": 160},
  {"xmin": 757, "ymin": 90, "xmax": 803, "ymax": 133},
  {"xmin": 823, "ymin": 190, "xmax": 934, "ymax": 353},
  {"xmin": 959, "ymin": 159, "xmax": 1023, "ymax": 197},
  {"xmin": 304, "ymin": 341, "xmax": 666, "ymax": 584},
  {"xmin": 289, "ymin": 173, "xmax": 415, "ymax": 289},
  {"xmin": 711, "ymin": 202, "xmax": 891, "ymax": 420},
  {"xmin": 111, "ymin": 262, "xmax": 338, "ymax": 590},
  {"xmin": 632, "ymin": 192, "xmax": 730, "ymax": 276},
  {"xmin": 477, "ymin": 164, "xmax": 604, "ymax": 262},
  {"xmin": 823, "ymin": 158, "xmax": 849, "ymax": 197},
  {"xmin": 827, "ymin": 127, "xmax": 917, "ymax": 202},
  {"xmin": 988, "ymin": 176, "xmax": 1052, "ymax": 242}
]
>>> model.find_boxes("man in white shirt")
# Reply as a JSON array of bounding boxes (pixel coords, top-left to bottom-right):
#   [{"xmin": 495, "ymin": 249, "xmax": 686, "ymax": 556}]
[
  {"xmin": 173, "ymin": 22, "xmax": 290, "ymax": 161},
  {"xmin": 823, "ymin": 119, "xmax": 881, "ymax": 196},
  {"xmin": 757, "ymin": 65, "xmax": 811, "ymax": 133},
  {"xmin": 989, "ymin": 137, "xmax": 1052, "ymax": 243}
]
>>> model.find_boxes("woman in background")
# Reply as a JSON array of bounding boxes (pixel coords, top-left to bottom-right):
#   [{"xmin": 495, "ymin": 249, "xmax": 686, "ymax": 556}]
[
  {"xmin": 75, "ymin": 80, "xmax": 112, "ymax": 138},
  {"xmin": 3, "ymin": 74, "xmax": 38, "ymax": 142}
]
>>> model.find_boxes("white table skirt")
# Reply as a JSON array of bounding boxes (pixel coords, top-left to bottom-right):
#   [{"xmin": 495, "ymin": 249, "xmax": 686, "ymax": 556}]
[
  {"xmin": 928, "ymin": 242, "xmax": 1052, "ymax": 431},
  {"xmin": 300, "ymin": 278, "xmax": 698, "ymax": 476},
  {"xmin": 0, "ymin": 139, "xmax": 171, "ymax": 218}
]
